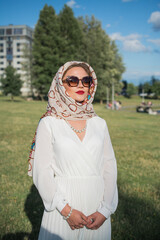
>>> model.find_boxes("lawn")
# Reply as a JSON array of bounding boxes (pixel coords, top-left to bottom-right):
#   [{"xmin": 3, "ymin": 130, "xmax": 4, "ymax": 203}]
[{"xmin": 0, "ymin": 96, "xmax": 160, "ymax": 240}]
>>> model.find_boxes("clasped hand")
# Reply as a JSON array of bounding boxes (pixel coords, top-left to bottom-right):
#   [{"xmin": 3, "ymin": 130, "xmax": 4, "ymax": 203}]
[{"xmin": 61, "ymin": 205, "xmax": 106, "ymax": 230}]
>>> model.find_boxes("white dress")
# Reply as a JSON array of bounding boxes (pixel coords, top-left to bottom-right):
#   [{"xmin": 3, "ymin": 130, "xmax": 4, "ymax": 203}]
[{"xmin": 33, "ymin": 116, "xmax": 118, "ymax": 240}]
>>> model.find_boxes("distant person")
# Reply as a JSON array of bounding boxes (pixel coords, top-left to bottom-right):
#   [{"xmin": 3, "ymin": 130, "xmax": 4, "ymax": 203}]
[
  {"xmin": 114, "ymin": 101, "xmax": 122, "ymax": 110},
  {"xmin": 28, "ymin": 61, "xmax": 118, "ymax": 240},
  {"xmin": 148, "ymin": 108, "xmax": 157, "ymax": 115},
  {"xmin": 147, "ymin": 101, "xmax": 152, "ymax": 106},
  {"xmin": 107, "ymin": 102, "xmax": 112, "ymax": 109}
]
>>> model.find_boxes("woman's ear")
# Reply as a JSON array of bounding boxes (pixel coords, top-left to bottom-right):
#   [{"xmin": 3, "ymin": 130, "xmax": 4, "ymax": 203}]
[{"xmin": 89, "ymin": 83, "xmax": 94, "ymax": 96}]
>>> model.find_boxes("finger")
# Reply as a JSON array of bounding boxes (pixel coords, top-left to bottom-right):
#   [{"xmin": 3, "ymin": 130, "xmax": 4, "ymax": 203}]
[
  {"xmin": 81, "ymin": 213, "xmax": 88, "ymax": 222},
  {"xmin": 81, "ymin": 219, "xmax": 87, "ymax": 225},
  {"xmin": 86, "ymin": 221, "xmax": 97, "ymax": 229},
  {"xmin": 86, "ymin": 218, "xmax": 95, "ymax": 227},
  {"xmin": 79, "ymin": 224, "xmax": 84, "ymax": 228}
]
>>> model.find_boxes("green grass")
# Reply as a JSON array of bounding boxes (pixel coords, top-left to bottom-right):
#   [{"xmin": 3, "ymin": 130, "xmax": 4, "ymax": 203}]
[{"xmin": 0, "ymin": 96, "xmax": 160, "ymax": 240}]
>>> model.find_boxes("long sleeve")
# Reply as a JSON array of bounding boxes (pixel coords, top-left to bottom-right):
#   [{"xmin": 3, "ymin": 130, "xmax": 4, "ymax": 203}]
[
  {"xmin": 32, "ymin": 118, "xmax": 68, "ymax": 212},
  {"xmin": 97, "ymin": 122, "xmax": 118, "ymax": 219}
]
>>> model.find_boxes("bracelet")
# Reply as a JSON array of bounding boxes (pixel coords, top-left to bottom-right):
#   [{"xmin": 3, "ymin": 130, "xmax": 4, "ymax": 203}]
[{"xmin": 63, "ymin": 207, "xmax": 73, "ymax": 220}]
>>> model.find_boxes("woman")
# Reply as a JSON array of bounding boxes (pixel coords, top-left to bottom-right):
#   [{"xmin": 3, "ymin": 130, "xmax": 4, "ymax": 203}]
[{"xmin": 28, "ymin": 61, "xmax": 118, "ymax": 240}]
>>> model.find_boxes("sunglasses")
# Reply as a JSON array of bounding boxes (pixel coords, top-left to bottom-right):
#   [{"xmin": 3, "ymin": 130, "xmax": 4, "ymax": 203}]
[{"xmin": 62, "ymin": 76, "xmax": 93, "ymax": 88}]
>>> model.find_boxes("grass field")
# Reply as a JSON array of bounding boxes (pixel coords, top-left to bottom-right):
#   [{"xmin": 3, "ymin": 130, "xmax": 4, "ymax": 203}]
[{"xmin": 0, "ymin": 95, "xmax": 160, "ymax": 240}]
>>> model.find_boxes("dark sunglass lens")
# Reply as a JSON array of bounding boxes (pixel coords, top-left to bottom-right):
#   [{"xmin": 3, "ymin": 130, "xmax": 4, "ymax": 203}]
[
  {"xmin": 67, "ymin": 76, "xmax": 79, "ymax": 86},
  {"xmin": 82, "ymin": 77, "xmax": 92, "ymax": 87}
]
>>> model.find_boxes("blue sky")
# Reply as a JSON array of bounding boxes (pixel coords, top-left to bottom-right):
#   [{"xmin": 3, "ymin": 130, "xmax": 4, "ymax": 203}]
[{"xmin": 1, "ymin": 0, "xmax": 160, "ymax": 85}]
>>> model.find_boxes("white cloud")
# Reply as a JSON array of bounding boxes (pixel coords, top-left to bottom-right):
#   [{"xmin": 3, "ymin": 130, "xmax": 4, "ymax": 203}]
[
  {"xmin": 110, "ymin": 32, "xmax": 148, "ymax": 52},
  {"xmin": 123, "ymin": 39, "xmax": 147, "ymax": 52},
  {"xmin": 147, "ymin": 39, "xmax": 160, "ymax": 47},
  {"xmin": 66, "ymin": 0, "xmax": 80, "ymax": 8},
  {"xmin": 148, "ymin": 11, "xmax": 160, "ymax": 31}
]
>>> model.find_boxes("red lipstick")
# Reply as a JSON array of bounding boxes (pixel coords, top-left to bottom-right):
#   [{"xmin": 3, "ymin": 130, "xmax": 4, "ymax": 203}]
[{"xmin": 76, "ymin": 91, "xmax": 84, "ymax": 95}]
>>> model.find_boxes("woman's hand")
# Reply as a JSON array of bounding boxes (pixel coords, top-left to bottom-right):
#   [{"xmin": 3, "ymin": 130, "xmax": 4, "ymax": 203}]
[
  {"xmin": 61, "ymin": 204, "xmax": 89, "ymax": 230},
  {"xmin": 86, "ymin": 212, "xmax": 106, "ymax": 230}
]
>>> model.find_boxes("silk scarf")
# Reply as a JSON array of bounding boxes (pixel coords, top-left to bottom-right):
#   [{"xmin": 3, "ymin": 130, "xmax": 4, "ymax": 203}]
[{"xmin": 28, "ymin": 61, "xmax": 98, "ymax": 176}]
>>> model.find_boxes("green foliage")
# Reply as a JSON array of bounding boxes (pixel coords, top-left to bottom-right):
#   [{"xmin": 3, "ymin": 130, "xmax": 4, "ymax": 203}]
[
  {"xmin": 143, "ymin": 82, "xmax": 152, "ymax": 94},
  {"xmin": 58, "ymin": 5, "xmax": 85, "ymax": 64},
  {"xmin": 151, "ymin": 76, "xmax": 160, "ymax": 98},
  {"xmin": 139, "ymin": 76, "xmax": 160, "ymax": 98},
  {"xmin": 78, "ymin": 16, "xmax": 125, "ymax": 102},
  {"xmin": 0, "ymin": 66, "xmax": 22, "ymax": 100},
  {"xmin": 31, "ymin": 5, "xmax": 125, "ymax": 100},
  {"xmin": 126, "ymin": 83, "xmax": 137, "ymax": 98},
  {"xmin": 32, "ymin": 4, "xmax": 61, "ymax": 98}
]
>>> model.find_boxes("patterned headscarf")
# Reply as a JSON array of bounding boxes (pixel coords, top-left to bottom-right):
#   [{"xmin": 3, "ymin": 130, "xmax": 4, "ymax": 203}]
[{"xmin": 28, "ymin": 61, "xmax": 98, "ymax": 176}]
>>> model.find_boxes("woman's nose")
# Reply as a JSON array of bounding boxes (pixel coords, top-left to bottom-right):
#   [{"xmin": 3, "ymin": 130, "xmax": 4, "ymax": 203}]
[{"xmin": 77, "ymin": 79, "xmax": 84, "ymax": 87}]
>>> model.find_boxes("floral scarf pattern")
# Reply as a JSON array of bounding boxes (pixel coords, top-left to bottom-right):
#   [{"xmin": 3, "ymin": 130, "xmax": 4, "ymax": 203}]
[{"xmin": 28, "ymin": 61, "xmax": 98, "ymax": 176}]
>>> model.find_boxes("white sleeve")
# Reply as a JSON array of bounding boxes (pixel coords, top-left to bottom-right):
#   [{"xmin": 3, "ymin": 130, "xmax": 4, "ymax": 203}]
[
  {"xmin": 32, "ymin": 118, "xmax": 68, "ymax": 212},
  {"xmin": 97, "ymin": 122, "xmax": 118, "ymax": 219}
]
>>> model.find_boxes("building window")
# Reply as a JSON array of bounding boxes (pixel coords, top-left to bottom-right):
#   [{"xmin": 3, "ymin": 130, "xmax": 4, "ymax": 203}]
[
  {"xmin": 7, "ymin": 54, "xmax": 13, "ymax": 61},
  {"xmin": 6, "ymin": 29, "xmax": 12, "ymax": 35},
  {"xmin": 0, "ymin": 37, "xmax": 4, "ymax": 40},
  {"xmin": 7, "ymin": 37, "xmax": 12, "ymax": 41},
  {"xmin": 17, "ymin": 61, "xmax": 21, "ymax": 64},
  {"xmin": 0, "ymin": 29, "xmax": 5, "ymax": 35},
  {"xmin": 17, "ymin": 55, "xmax": 20, "ymax": 58},
  {"xmin": 14, "ymin": 28, "xmax": 23, "ymax": 35},
  {"xmin": 17, "ymin": 43, "xmax": 21, "ymax": 46},
  {"xmin": 16, "ymin": 36, "xmax": 20, "ymax": 40},
  {"xmin": 7, "ymin": 43, "xmax": 12, "ymax": 48},
  {"xmin": 17, "ymin": 49, "xmax": 21, "ymax": 52},
  {"xmin": 0, "ymin": 56, "xmax": 4, "ymax": 58},
  {"xmin": 0, "ymin": 68, "xmax": 4, "ymax": 70},
  {"xmin": 17, "ymin": 68, "xmax": 21, "ymax": 70},
  {"xmin": 0, "ymin": 43, "xmax": 3, "ymax": 52},
  {"xmin": 7, "ymin": 48, "xmax": 12, "ymax": 54},
  {"xmin": 27, "ymin": 29, "xmax": 33, "ymax": 37},
  {"xmin": 0, "ymin": 62, "xmax": 3, "ymax": 64}
]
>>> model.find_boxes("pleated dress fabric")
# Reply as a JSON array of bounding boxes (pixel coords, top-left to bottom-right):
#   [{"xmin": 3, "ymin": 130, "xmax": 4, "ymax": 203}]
[{"xmin": 33, "ymin": 115, "xmax": 118, "ymax": 240}]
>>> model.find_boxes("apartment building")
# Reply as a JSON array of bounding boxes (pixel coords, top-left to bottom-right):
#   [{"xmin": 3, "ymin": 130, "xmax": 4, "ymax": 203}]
[{"xmin": 0, "ymin": 25, "xmax": 34, "ymax": 96}]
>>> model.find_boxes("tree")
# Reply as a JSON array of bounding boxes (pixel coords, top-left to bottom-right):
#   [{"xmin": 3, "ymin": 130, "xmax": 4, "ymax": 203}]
[
  {"xmin": 139, "ymin": 76, "xmax": 160, "ymax": 99},
  {"xmin": 0, "ymin": 66, "xmax": 22, "ymax": 100},
  {"xmin": 78, "ymin": 16, "xmax": 110, "ymax": 102},
  {"xmin": 78, "ymin": 16, "xmax": 125, "ymax": 103},
  {"xmin": 32, "ymin": 4, "xmax": 61, "ymax": 99},
  {"xmin": 58, "ymin": 5, "xmax": 85, "ymax": 64},
  {"xmin": 126, "ymin": 83, "xmax": 137, "ymax": 98},
  {"xmin": 143, "ymin": 81, "xmax": 152, "ymax": 95},
  {"xmin": 151, "ymin": 76, "xmax": 160, "ymax": 98}
]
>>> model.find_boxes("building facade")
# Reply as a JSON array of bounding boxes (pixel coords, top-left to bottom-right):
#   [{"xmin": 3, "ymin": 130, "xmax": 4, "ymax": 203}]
[{"xmin": 0, "ymin": 25, "xmax": 34, "ymax": 96}]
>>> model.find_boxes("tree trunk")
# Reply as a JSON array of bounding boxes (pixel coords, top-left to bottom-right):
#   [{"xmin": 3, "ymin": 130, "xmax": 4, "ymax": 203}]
[
  {"xmin": 39, "ymin": 94, "xmax": 44, "ymax": 101},
  {"xmin": 100, "ymin": 99, "xmax": 103, "ymax": 104}
]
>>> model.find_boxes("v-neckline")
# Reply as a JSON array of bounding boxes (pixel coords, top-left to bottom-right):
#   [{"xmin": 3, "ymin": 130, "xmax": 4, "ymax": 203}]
[{"xmin": 63, "ymin": 118, "xmax": 90, "ymax": 143}]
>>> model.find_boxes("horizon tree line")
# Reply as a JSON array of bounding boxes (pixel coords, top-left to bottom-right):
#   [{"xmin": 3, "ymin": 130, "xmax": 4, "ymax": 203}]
[{"xmin": 1, "ymin": 4, "xmax": 160, "ymax": 101}]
